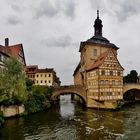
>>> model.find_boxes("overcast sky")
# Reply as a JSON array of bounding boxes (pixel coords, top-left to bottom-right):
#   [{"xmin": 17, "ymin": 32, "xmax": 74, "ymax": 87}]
[{"xmin": 0, "ymin": 0, "xmax": 140, "ymax": 85}]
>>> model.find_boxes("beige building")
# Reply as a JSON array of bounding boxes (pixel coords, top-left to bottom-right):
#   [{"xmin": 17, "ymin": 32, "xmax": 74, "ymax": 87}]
[
  {"xmin": 73, "ymin": 11, "xmax": 124, "ymax": 109},
  {"xmin": 26, "ymin": 66, "xmax": 61, "ymax": 86}
]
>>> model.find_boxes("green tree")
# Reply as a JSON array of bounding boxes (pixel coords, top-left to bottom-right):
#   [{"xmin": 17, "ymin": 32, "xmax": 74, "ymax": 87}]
[
  {"xmin": 25, "ymin": 78, "xmax": 34, "ymax": 91},
  {"xmin": 0, "ymin": 57, "xmax": 26, "ymax": 103},
  {"xmin": 123, "ymin": 70, "xmax": 139, "ymax": 83}
]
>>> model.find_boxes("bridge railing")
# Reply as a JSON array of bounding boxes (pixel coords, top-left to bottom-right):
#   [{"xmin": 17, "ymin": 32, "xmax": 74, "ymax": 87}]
[{"xmin": 54, "ymin": 85, "xmax": 84, "ymax": 89}]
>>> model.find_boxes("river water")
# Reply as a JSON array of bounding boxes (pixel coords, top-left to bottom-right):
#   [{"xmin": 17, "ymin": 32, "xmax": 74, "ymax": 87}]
[{"xmin": 0, "ymin": 95, "xmax": 140, "ymax": 140}]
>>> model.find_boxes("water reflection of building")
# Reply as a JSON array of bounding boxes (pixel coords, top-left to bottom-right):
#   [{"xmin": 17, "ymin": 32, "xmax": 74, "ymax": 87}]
[{"xmin": 73, "ymin": 11, "xmax": 124, "ymax": 109}]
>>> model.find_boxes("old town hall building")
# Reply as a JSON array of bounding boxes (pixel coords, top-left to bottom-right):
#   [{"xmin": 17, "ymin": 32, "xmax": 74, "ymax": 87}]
[{"xmin": 73, "ymin": 11, "xmax": 124, "ymax": 108}]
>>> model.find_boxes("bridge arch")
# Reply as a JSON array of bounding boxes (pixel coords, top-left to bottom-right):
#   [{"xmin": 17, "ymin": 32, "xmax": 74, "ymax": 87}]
[
  {"xmin": 51, "ymin": 85, "xmax": 87, "ymax": 106},
  {"xmin": 123, "ymin": 84, "xmax": 140, "ymax": 94},
  {"xmin": 123, "ymin": 84, "xmax": 140, "ymax": 100}
]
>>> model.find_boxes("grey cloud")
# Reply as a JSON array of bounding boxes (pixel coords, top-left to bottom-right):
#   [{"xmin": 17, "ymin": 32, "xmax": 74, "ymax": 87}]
[
  {"xmin": 115, "ymin": 1, "xmax": 140, "ymax": 21},
  {"xmin": 35, "ymin": 1, "xmax": 60, "ymax": 18},
  {"xmin": 11, "ymin": 4, "xmax": 21, "ymax": 12},
  {"xmin": 61, "ymin": 1, "xmax": 75, "ymax": 19},
  {"xmin": 127, "ymin": 61, "xmax": 133, "ymax": 65},
  {"xmin": 35, "ymin": 0, "xmax": 75, "ymax": 19},
  {"xmin": 89, "ymin": 0, "xmax": 140, "ymax": 21},
  {"xmin": 42, "ymin": 35, "xmax": 72, "ymax": 48},
  {"xmin": 7, "ymin": 16, "xmax": 21, "ymax": 25}
]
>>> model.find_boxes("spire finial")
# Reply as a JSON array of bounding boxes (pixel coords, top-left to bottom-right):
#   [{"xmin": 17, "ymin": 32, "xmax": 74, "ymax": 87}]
[
  {"xmin": 94, "ymin": 10, "xmax": 103, "ymax": 36},
  {"xmin": 97, "ymin": 10, "xmax": 99, "ymax": 18}
]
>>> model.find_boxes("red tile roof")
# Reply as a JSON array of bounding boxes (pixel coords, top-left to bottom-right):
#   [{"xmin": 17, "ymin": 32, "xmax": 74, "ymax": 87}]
[
  {"xmin": 87, "ymin": 50, "xmax": 109, "ymax": 71},
  {"xmin": 35, "ymin": 68, "xmax": 54, "ymax": 73},
  {"xmin": 0, "ymin": 42, "xmax": 26, "ymax": 66},
  {"xmin": 0, "ymin": 45, "xmax": 11, "ymax": 56},
  {"xmin": 8, "ymin": 44, "xmax": 21, "ymax": 57},
  {"xmin": 9, "ymin": 44, "xmax": 26, "ymax": 66}
]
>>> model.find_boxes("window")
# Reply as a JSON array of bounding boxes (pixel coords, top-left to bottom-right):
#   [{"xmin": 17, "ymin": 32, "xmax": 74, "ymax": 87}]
[
  {"xmin": 49, "ymin": 80, "xmax": 51, "ymax": 83},
  {"xmin": 41, "ymin": 74, "xmax": 42, "ymax": 77},
  {"xmin": 49, "ymin": 74, "xmax": 51, "ymax": 77},
  {"xmin": 96, "ymin": 70, "xmax": 98, "ymax": 75},
  {"xmin": 45, "ymin": 74, "xmax": 47, "ymax": 77},
  {"xmin": 110, "ymin": 71, "xmax": 113, "ymax": 76},
  {"xmin": 37, "ymin": 80, "xmax": 38, "ymax": 83},
  {"xmin": 112, "ymin": 80, "xmax": 115, "ymax": 85},
  {"xmin": 45, "ymin": 80, "xmax": 47, "ymax": 83},
  {"xmin": 118, "ymin": 80, "xmax": 122, "ymax": 85},
  {"xmin": 93, "ymin": 49, "xmax": 97, "ymax": 57},
  {"xmin": 101, "ymin": 70, "xmax": 105, "ymax": 75},
  {"xmin": 41, "ymin": 80, "xmax": 43, "ymax": 83},
  {"xmin": 100, "ymin": 80, "xmax": 104, "ymax": 84},
  {"xmin": 117, "ymin": 71, "xmax": 121, "ymax": 76},
  {"xmin": 100, "ymin": 92, "xmax": 103, "ymax": 96},
  {"xmin": 105, "ymin": 80, "xmax": 109, "ymax": 85},
  {"xmin": 36, "ymin": 74, "xmax": 38, "ymax": 77}
]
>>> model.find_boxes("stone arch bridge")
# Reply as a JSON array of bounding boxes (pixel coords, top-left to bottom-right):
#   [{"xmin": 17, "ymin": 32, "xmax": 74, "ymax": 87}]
[
  {"xmin": 51, "ymin": 84, "xmax": 140, "ymax": 105},
  {"xmin": 51, "ymin": 85, "xmax": 87, "ymax": 104}
]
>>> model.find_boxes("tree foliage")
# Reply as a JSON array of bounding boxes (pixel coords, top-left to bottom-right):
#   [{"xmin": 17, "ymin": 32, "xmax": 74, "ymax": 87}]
[
  {"xmin": 24, "ymin": 85, "xmax": 52, "ymax": 114},
  {"xmin": 25, "ymin": 78, "xmax": 34, "ymax": 91},
  {"xmin": 123, "ymin": 70, "xmax": 139, "ymax": 83},
  {"xmin": 0, "ymin": 57, "xmax": 26, "ymax": 104}
]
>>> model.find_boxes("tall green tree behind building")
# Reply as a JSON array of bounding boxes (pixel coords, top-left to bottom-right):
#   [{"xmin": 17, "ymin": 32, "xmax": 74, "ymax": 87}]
[
  {"xmin": 0, "ymin": 57, "xmax": 26, "ymax": 102},
  {"xmin": 123, "ymin": 70, "xmax": 139, "ymax": 83}
]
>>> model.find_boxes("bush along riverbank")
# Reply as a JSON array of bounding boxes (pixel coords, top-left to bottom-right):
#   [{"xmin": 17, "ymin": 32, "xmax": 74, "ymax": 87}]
[
  {"xmin": 24, "ymin": 85, "xmax": 54, "ymax": 115},
  {"xmin": 0, "ymin": 85, "xmax": 54, "ymax": 128}
]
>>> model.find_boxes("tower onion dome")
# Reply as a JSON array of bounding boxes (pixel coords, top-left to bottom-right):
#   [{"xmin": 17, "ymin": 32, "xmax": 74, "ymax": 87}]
[
  {"xmin": 94, "ymin": 10, "xmax": 103, "ymax": 36},
  {"xmin": 84, "ymin": 10, "xmax": 119, "ymax": 50}
]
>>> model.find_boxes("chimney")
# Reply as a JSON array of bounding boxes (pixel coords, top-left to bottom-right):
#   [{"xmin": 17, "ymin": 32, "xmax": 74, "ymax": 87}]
[{"xmin": 5, "ymin": 38, "xmax": 9, "ymax": 46}]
